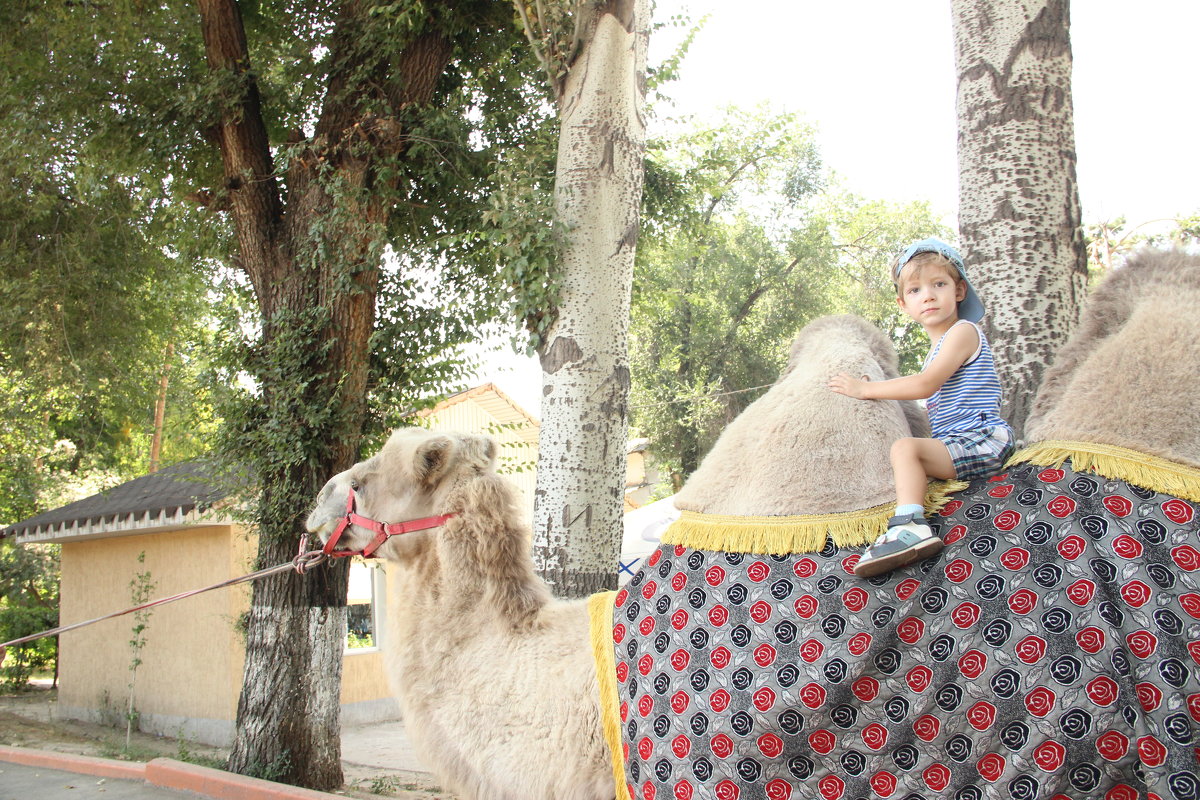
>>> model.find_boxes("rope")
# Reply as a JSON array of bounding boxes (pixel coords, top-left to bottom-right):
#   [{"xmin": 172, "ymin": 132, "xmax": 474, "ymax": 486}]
[{"xmin": 0, "ymin": 549, "xmax": 329, "ymax": 655}]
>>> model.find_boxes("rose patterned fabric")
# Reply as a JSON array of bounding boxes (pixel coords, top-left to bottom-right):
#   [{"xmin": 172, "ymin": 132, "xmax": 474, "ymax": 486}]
[{"xmin": 611, "ymin": 460, "xmax": 1200, "ymax": 800}]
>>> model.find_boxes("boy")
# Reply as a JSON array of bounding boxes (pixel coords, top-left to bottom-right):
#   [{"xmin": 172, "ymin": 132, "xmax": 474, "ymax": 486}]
[{"xmin": 829, "ymin": 238, "xmax": 1013, "ymax": 578}]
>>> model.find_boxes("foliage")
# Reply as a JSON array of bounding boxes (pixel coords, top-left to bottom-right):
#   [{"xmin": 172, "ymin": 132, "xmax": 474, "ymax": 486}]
[
  {"xmin": 0, "ymin": 540, "xmax": 59, "ymax": 690},
  {"xmin": 1086, "ymin": 213, "xmax": 1200, "ymax": 280},
  {"xmin": 125, "ymin": 552, "xmax": 156, "ymax": 751}
]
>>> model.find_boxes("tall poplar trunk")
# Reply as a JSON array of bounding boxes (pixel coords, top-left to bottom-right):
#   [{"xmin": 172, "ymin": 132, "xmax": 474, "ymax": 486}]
[
  {"xmin": 952, "ymin": 0, "xmax": 1087, "ymax": 436},
  {"xmin": 531, "ymin": 0, "xmax": 649, "ymax": 598}
]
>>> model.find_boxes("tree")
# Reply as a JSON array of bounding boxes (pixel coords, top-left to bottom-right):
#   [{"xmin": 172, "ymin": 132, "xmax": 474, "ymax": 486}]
[
  {"xmin": 952, "ymin": 0, "xmax": 1088, "ymax": 435},
  {"xmin": 515, "ymin": 0, "xmax": 651, "ymax": 597},
  {"xmin": 0, "ymin": 539, "xmax": 58, "ymax": 690}
]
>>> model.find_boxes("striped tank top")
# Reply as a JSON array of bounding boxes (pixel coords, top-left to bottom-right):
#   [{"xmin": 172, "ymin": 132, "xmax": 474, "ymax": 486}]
[{"xmin": 922, "ymin": 320, "xmax": 1010, "ymax": 438}]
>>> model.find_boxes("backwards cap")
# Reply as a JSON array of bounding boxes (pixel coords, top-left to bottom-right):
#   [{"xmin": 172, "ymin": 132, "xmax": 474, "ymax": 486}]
[{"xmin": 893, "ymin": 238, "xmax": 984, "ymax": 323}]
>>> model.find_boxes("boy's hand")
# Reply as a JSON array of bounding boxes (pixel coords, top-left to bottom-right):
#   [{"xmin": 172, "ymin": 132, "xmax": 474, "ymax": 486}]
[{"xmin": 829, "ymin": 372, "xmax": 869, "ymax": 399}]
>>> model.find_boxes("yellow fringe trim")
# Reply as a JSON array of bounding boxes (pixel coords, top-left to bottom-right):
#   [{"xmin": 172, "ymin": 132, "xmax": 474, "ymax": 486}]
[
  {"xmin": 660, "ymin": 481, "xmax": 967, "ymax": 554},
  {"xmin": 1009, "ymin": 440, "xmax": 1200, "ymax": 503},
  {"xmin": 587, "ymin": 590, "xmax": 625, "ymax": 800}
]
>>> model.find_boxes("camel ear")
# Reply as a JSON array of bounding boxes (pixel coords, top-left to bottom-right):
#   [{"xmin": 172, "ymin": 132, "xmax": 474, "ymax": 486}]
[{"xmin": 414, "ymin": 435, "xmax": 456, "ymax": 487}]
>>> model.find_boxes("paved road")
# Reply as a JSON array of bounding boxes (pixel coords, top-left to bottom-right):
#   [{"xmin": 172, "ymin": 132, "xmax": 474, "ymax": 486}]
[{"xmin": 0, "ymin": 761, "xmax": 195, "ymax": 800}]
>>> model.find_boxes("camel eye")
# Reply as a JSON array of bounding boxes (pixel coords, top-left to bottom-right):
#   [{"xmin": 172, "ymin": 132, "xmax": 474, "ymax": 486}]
[{"xmin": 350, "ymin": 478, "xmax": 361, "ymax": 492}]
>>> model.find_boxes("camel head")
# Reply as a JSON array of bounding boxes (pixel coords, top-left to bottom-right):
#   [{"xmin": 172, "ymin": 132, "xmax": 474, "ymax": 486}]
[
  {"xmin": 1025, "ymin": 248, "xmax": 1200, "ymax": 466},
  {"xmin": 676, "ymin": 314, "xmax": 928, "ymax": 517},
  {"xmin": 306, "ymin": 427, "xmax": 498, "ymax": 560}
]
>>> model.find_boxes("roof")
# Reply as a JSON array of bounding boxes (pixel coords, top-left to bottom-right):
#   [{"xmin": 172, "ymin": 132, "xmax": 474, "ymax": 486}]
[
  {"xmin": 419, "ymin": 383, "xmax": 540, "ymax": 442},
  {"xmin": 3, "ymin": 461, "xmax": 236, "ymax": 544}
]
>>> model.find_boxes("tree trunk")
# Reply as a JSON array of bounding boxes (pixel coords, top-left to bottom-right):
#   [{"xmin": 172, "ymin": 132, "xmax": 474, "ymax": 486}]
[
  {"xmin": 533, "ymin": 0, "xmax": 649, "ymax": 598},
  {"xmin": 952, "ymin": 0, "xmax": 1087, "ymax": 437}
]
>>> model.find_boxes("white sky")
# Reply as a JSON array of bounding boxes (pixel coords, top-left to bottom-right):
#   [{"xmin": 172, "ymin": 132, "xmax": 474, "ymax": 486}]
[{"xmin": 475, "ymin": 0, "xmax": 1200, "ymax": 414}]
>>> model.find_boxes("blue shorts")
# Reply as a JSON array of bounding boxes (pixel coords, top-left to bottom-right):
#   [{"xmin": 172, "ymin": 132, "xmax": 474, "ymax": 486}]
[{"xmin": 942, "ymin": 426, "xmax": 1015, "ymax": 481}]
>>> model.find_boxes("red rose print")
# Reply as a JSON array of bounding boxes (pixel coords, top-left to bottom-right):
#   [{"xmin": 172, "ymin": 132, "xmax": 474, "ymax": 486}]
[
  {"xmin": 976, "ymin": 753, "xmax": 1006, "ymax": 783},
  {"xmin": 1188, "ymin": 694, "xmax": 1200, "ymax": 722},
  {"xmin": 1180, "ymin": 593, "xmax": 1200, "ymax": 619},
  {"xmin": 989, "ymin": 473, "xmax": 1009, "ymax": 482},
  {"xmin": 1087, "ymin": 676, "xmax": 1120, "ymax": 707},
  {"xmin": 1038, "ymin": 468, "xmax": 1065, "ymax": 483},
  {"xmin": 639, "ymin": 616, "xmax": 655, "ymax": 635},
  {"xmin": 799, "ymin": 683, "xmax": 826, "ymax": 709},
  {"xmin": 1173, "ymin": 545, "xmax": 1200, "ymax": 572},
  {"xmin": 1033, "ymin": 741, "xmax": 1066, "ymax": 772},
  {"xmin": 1066, "ymin": 578, "xmax": 1097, "ymax": 606},
  {"xmin": 754, "ymin": 686, "xmax": 779, "ymax": 712},
  {"xmin": 818, "ymin": 775, "xmax": 845, "ymax": 800},
  {"xmin": 1164, "ymin": 499, "xmax": 1195, "ymax": 524},
  {"xmin": 670, "ymin": 609, "xmax": 689, "ymax": 630},
  {"xmin": 809, "ymin": 729, "xmax": 836, "ymax": 755},
  {"xmin": 1047, "ymin": 495, "xmax": 1077, "ymax": 518},
  {"xmin": 896, "ymin": 578, "xmax": 922, "ymax": 600},
  {"xmin": 758, "ymin": 733, "xmax": 785, "ymax": 759},
  {"xmin": 794, "ymin": 558, "xmax": 818, "ymax": 578},
  {"xmin": 1135, "ymin": 682, "xmax": 1163, "ymax": 712},
  {"xmin": 967, "ymin": 701, "xmax": 997, "ymax": 731},
  {"xmin": 1025, "ymin": 686, "xmax": 1056, "ymax": 717},
  {"xmin": 941, "ymin": 500, "xmax": 964, "ymax": 516},
  {"xmin": 673, "ymin": 780, "xmax": 693, "ymax": 800},
  {"xmin": 869, "ymin": 771, "xmax": 897, "ymax": 798},
  {"xmin": 620, "ymin": 702, "xmax": 629, "ymax": 722},
  {"xmin": 670, "ymin": 649, "xmax": 691, "ymax": 671},
  {"xmin": 638, "ymin": 695, "xmax": 654, "ymax": 717},
  {"xmin": 1112, "ymin": 535, "xmax": 1144, "ymax": 559},
  {"xmin": 1189, "ymin": 641, "xmax": 1200, "ymax": 666},
  {"xmin": 747, "ymin": 560, "xmax": 770, "ymax": 583},
  {"xmin": 1096, "ymin": 730, "xmax": 1130, "ymax": 761},
  {"xmin": 638, "ymin": 654, "xmax": 654, "ymax": 675},
  {"xmin": 710, "ymin": 689, "xmax": 730, "ymax": 712},
  {"xmin": 1058, "ymin": 534, "xmax": 1087, "ymax": 561},
  {"xmin": 614, "ymin": 623, "xmax": 627, "ymax": 644},
  {"xmin": 708, "ymin": 604, "xmax": 730, "ymax": 626},
  {"xmin": 959, "ymin": 649, "xmax": 988, "ymax": 680},
  {"xmin": 999, "ymin": 547, "xmax": 1030, "ymax": 569},
  {"xmin": 1076, "ymin": 626, "xmax": 1106, "ymax": 654},
  {"xmin": 714, "ymin": 780, "xmax": 740, "ymax": 800},
  {"xmin": 641, "ymin": 580, "xmax": 658, "ymax": 599},
  {"xmin": 705, "ymin": 565, "xmax": 726, "ymax": 586},
  {"xmin": 988, "ymin": 484, "xmax": 1015, "ymax": 498},
  {"xmin": 906, "ymin": 665, "xmax": 934, "ymax": 693},
  {"xmin": 765, "ymin": 779, "xmax": 793, "ymax": 800},
  {"xmin": 897, "ymin": 616, "xmax": 926, "ymax": 644},
  {"xmin": 1107, "ymin": 786, "xmax": 1138, "ymax": 800},
  {"xmin": 648, "ymin": 550, "xmax": 662, "ymax": 567},
  {"xmin": 923, "ymin": 763, "xmax": 951, "ymax": 792},
  {"xmin": 711, "ymin": 733, "xmax": 734, "ymax": 759},
  {"xmin": 671, "ymin": 572, "xmax": 687, "ymax": 591},
  {"xmin": 616, "ymin": 662, "xmax": 629, "ymax": 683},
  {"xmin": 852, "ymin": 676, "xmax": 879, "ymax": 702},
  {"xmin": 750, "ymin": 600, "xmax": 773, "ymax": 624},
  {"xmin": 994, "ymin": 510, "xmax": 1023, "ymax": 531},
  {"xmin": 671, "ymin": 691, "xmax": 690, "ymax": 714},
  {"xmin": 643, "ymin": 780, "xmax": 656, "ymax": 800},
  {"xmin": 1016, "ymin": 635, "xmax": 1048, "ymax": 664},
  {"xmin": 1008, "ymin": 588, "xmax": 1039, "ymax": 616},
  {"xmin": 913, "ymin": 714, "xmax": 941, "ymax": 742},
  {"xmin": 944, "ymin": 558, "xmax": 974, "ymax": 583},
  {"xmin": 672, "ymin": 734, "xmax": 691, "ymax": 759},
  {"xmin": 861, "ymin": 722, "xmax": 889, "ymax": 751},
  {"xmin": 951, "ymin": 601, "xmax": 982, "ymax": 629},
  {"xmin": 754, "ymin": 643, "xmax": 778, "ymax": 667},
  {"xmin": 1126, "ymin": 630, "xmax": 1159, "ymax": 660},
  {"xmin": 638, "ymin": 737, "xmax": 653, "ymax": 760},
  {"xmin": 1103, "ymin": 495, "xmax": 1133, "ymax": 517},
  {"xmin": 615, "ymin": 589, "xmax": 628, "ymax": 608},
  {"xmin": 1121, "ymin": 580, "xmax": 1153, "ymax": 608},
  {"xmin": 711, "ymin": 646, "xmax": 732, "ymax": 669},
  {"xmin": 841, "ymin": 555, "xmax": 861, "ymax": 574},
  {"xmin": 848, "ymin": 632, "xmax": 872, "ymax": 656},
  {"xmin": 843, "ymin": 587, "xmax": 870, "ymax": 613},
  {"xmin": 673, "ymin": 545, "xmax": 686, "ymax": 557},
  {"xmin": 1138, "ymin": 735, "xmax": 1168, "ymax": 768},
  {"xmin": 800, "ymin": 639, "xmax": 825, "ymax": 663},
  {"xmin": 944, "ymin": 524, "xmax": 969, "ymax": 544},
  {"xmin": 794, "ymin": 595, "xmax": 818, "ymax": 619}
]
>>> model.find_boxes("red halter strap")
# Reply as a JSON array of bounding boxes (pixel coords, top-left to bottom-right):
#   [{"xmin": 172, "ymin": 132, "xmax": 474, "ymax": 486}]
[{"xmin": 322, "ymin": 487, "xmax": 455, "ymax": 559}]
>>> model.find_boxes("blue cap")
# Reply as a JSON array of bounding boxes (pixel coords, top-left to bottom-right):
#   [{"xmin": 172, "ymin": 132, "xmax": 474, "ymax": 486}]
[{"xmin": 893, "ymin": 238, "xmax": 984, "ymax": 323}]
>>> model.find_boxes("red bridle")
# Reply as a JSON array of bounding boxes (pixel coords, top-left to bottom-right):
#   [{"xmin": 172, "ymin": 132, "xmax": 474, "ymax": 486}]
[{"xmin": 320, "ymin": 487, "xmax": 455, "ymax": 559}]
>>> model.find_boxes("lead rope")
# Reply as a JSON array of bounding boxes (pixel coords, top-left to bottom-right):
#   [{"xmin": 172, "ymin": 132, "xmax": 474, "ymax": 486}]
[{"xmin": 0, "ymin": 544, "xmax": 330, "ymax": 660}]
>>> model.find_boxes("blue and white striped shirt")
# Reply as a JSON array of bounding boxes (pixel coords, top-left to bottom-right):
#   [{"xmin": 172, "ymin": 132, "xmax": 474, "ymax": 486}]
[{"xmin": 922, "ymin": 320, "xmax": 1010, "ymax": 439}]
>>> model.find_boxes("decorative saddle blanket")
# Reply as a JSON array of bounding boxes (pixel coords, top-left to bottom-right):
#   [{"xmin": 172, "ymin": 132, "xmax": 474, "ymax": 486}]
[{"xmin": 589, "ymin": 441, "xmax": 1200, "ymax": 800}]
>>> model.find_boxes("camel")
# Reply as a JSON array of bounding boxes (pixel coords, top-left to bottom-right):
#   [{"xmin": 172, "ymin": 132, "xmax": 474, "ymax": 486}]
[{"xmin": 305, "ymin": 428, "xmax": 613, "ymax": 800}]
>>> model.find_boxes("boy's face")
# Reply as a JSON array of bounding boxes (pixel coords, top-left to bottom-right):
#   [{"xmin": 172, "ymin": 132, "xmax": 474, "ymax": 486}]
[{"xmin": 895, "ymin": 261, "xmax": 967, "ymax": 329}]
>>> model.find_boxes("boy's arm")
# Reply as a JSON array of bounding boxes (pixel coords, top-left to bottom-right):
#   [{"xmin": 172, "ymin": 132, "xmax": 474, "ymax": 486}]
[{"xmin": 829, "ymin": 324, "xmax": 979, "ymax": 401}]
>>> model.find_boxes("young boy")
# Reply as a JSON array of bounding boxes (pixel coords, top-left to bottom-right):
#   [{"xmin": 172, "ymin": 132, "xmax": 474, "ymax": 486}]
[{"xmin": 829, "ymin": 238, "xmax": 1013, "ymax": 578}]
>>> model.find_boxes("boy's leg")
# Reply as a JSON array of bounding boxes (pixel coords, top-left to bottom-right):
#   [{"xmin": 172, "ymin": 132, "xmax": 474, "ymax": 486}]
[{"xmin": 891, "ymin": 437, "xmax": 956, "ymax": 507}]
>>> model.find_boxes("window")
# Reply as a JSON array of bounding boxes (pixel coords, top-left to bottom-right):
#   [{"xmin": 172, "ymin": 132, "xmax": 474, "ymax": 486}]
[{"xmin": 346, "ymin": 558, "xmax": 383, "ymax": 651}]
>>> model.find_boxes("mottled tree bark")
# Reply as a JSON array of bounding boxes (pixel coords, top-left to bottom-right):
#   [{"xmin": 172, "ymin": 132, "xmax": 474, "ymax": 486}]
[
  {"xmin": 952, "ymin": 0, "xmax": 1087, "ymax": 437},
  {"xmin": 532, "ymin": 0, "xmax": 650, "ymax": 598}
]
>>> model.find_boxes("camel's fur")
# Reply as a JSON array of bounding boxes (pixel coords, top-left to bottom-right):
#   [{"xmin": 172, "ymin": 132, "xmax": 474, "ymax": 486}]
[
  {"xmin": 1026, "ymin": 248, "xmax": 1200, "ymax": 465},
  {"xmin": 306, "ymin": 428, "xmax": 611, "ymax": 800},
  {"xmin": 675, "ymin": 315, "xmax": 930, "ymax": 516}
]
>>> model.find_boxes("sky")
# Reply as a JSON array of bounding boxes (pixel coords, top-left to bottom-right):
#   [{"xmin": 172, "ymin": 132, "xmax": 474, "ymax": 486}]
[{"xmin": 475, "ymin": 0, "xmax": 1200, "ymax": 414}]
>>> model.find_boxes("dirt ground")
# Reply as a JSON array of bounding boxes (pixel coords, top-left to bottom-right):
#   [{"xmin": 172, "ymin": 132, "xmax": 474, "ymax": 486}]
[{"xmin": 0, "ymin": 684, "xmax": 452, "ymax": 799}]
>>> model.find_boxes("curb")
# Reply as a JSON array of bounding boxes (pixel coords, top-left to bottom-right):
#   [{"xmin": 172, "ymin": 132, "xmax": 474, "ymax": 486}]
[{"xmin": 0, "ymin": 745, "xmax": 348, "ymax": 799}]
